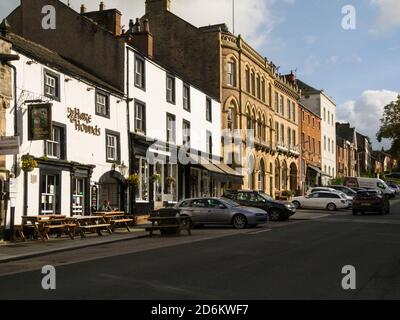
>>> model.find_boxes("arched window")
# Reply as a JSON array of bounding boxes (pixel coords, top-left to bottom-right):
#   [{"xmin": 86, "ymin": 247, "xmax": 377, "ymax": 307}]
[
  {"xmin": 269, "ymin": 119, "xmax": 273, "ymax": 147},
  {"xmin": 261, "ymin": 78, "xmax": 266, "ymax": 102},
  {"xmin": 268, "ymin": 84, "xmax": 272, "ymax": 107},
  {"xmin": 282, "ymin": 160, "xmax": 288, "ymax": 190},
  {"xmin": 252, "ymin": 110, "xmax": 257, "ymax": 138},
  {"xmin": 227, "ymin": 59, "xmax": 236, "ymax": 87},
  {"xmin": 227, "ymin": 102, "xmax": 237, "ymax": 132},
  {"xmin": 245, "ymin": 66, "xmax": 250, "ymax": 92},
  {"xmin": 257, "ymin": 113, "xmax": 262, "ymax": 139},
  {"xmin": 262, "ymin": 115, "xmax": 266, "ymax": 141},
  {"xmin": 256, "ymin": 75, "xmax": 261, "ymax": 99},
  {"xmin": 258, "ymin": 159, "xmax": 265, "ymax": 191},
  {"xmin": 248, "ymin": 154, "xmax": 255, "ymax": 190},
  {"xmin": 275, "ymin": 159, "xmax": 280, "ymax": 190},
  {"xmin": 246, "ymin": 108, "xmax": 252, "ymax": 132},
  {"xmin": 251, "ymin": 71, "xmax": 256, "ymax": 96}
]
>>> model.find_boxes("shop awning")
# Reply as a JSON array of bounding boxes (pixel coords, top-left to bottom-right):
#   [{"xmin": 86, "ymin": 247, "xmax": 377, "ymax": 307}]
[
  {"xmin": 307, "ymin": 164, "xmax": 331, "ymax": 177},
  {"xmin": 214, "ymin": 163, "xmax": 244, "ymax": 184}
]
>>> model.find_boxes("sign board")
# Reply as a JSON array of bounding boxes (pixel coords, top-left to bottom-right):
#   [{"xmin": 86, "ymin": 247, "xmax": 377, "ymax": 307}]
[
  {"xmin": 28, "ymin": 103, "xmax": 52, "ymax": 140},
  {"xmin": 0, "ymin": 136, "xmax": 19, "ymax": 155}
]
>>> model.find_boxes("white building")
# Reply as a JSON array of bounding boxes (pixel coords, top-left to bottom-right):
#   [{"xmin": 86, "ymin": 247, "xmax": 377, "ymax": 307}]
[
  {"xmin": 5, "ymin": 32, "xmax": 129, "ymax": 224},
  {"xmin": 298, "ymin": 80, "xmax": 336, "ymax": 186}
]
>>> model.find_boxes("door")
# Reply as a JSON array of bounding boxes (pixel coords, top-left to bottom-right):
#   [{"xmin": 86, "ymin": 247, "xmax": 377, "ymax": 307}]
[
  {"xmin": 40, "ymin": 174, "xmax": 60, "ymax": 215},
  {"xmin": 303, "ymin": 192, "xmax": 320, "ymax": 209},
  {"xmin": 190, "ymin": 199, "xmax": 210, "ymax": 224},
  {"xmin": 72, "ymin": 178, "xmax": 85, "ymax": 215},
  {"xmin": 206, "ymin": 199, "xmax": 231, "ymax": 224}
]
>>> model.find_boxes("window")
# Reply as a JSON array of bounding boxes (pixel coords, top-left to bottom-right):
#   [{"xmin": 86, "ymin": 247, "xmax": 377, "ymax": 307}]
[
  {"xmin": 206, "ymin": 130, "xmax": 213, "ymax": 155},
  {"xmin": 275, "ymin": 92, "xmax": 279, "ymax": 112},
  {"xmin": 166, "ymin": 75, "xmax": 175, "ymax": 103},
  {"xmin": 308, "ymin": 135, "xmax": 311, "ymax": 152},
  {"xmin": 40, "ymin": 174, "xmax": 60, "ymax": 215},
  {"xmin": 312, "ymin": 138, "xmax": 316, "ymax": 153},
  {"xmin": 227, "ymin": 108, "xmax": 235, "ymax": 132},
  {"xmin": 328, "ymin": 138, "xmax": 331, "ymax": 152},
  {"xmin": 281, "ymin": 124, "xmax": 285, "ymax": 143},
  {"xmin": 134, "ymin": 56, "xmax": 145, "ymax": 89},
  {"xmin": 332, "ymin": 140, "xmax": 335, "ymax": 154},
  {"xmin": 275, "ymin": 122, "xmax": 279, "ymax": 144},
  {"xmin": 256, "ymin": 75, "xmax": 261, "ymax": 99},
  {"xmin": 332, "ymin": 114, "xmax": 334, "ymax": 126},
  {"xmin": 44, "ymin": 70, "xmax": 60, "ymax": 100},
  {"xmin": 268, "ymin": 84, "xmax": 272, "ymax": 106},
  {"xmin": 245, "ymin": 67, "xmax": 251, "ymax": 92},
  {"xmin": 308, "ymin": 115, "xmax": 311, "ymax": 126},
  {"xmin": 287, "ymin": 99, "xmax": 291, "ymax": 119},
  {"xmin": 280, "ymin": 95, "xmax": 284, "ymax": 115},
  {"xmin": 96, "ymin": 91, "xmax": 109, "ymax": 118},
  {"xmin": 328, "ymin": 111, "xmax": 330, "ymax": 125},
  {"xmin": 323, "ymin": 108, "xmax": 326, "ymax": 121},
  {"xmin": 45, "ymin": 124, "xmax": 65, "ymax": 160},
  {"xmin": 183, "ymin": 120, "xmax": 191, "ymax": 147},
  {"xmin": 301, "ymin": 133, "xmax": 305, "ymax": 149},
  {"xmin": 292, "ymin": 130, "xmax": 296, "ymax": 147},
  {"xmin": 135, "ymin": 157, "xmax": 149, "ymax": 202},
  {"xmin": 72, "ymin": 178, "xmax": 85, "ymax": 215},
  {"xmin": 324, "ymin": 136, "xmax": 327, "ymax": 151},
  {"xmin": 206, "ymin": 98, "xmax": 212, "ymax": 122},
  {"xmin": 312, "ymin": 117, "xmax": 315, "ymax": 127},
  {"xmin": 135, "ymin": 100, "xmax": 146, "ymax": 134},
  {"xmin": 287, "ymin": 128, "xmax": 291, "ymax": 147},
  {"xmin": 227, "ymin": 60, "xmax": 236, "ymax": 86},
  {"xmin": 106, "ymin": 130, "xmax": 120, "ymax": 163},
  {"xmin": 166, "ymin": 114, "xmax": 176, "ymax": 143},
  {"xmin": 251, "ymin": 71, "xmax": 256, "ymax": 96},
  {"xmin": 291, "ymin": 102, "xmax": 296, "ymax": 122},
  {"xmin": 261, "ymin": 78, "xmax": 266, "ymax": 102},
  {"xmin": 302, "ymin": 111, "xmax": 305, "ymax": 122},
  {"xmin": 183, "ymin": 84, "xmax": 190, "ymax": 111}
]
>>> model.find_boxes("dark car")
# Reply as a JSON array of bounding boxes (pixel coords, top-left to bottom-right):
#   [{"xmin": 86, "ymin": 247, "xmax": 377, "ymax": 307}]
[
  {"xmin": 352, "ymin": 189, "xmax": 390, "ymax": 216},
  {"xmin": 223, "ymin": 190, "xmax": 296, "ymax": 221}
]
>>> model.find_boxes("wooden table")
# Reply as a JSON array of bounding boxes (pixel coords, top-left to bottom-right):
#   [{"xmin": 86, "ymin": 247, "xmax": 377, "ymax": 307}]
[
  {"xmin": 20, "ymin": 215, "xmax": 75, "ymax": 241},
  {"xmin": 68, "ymin": 215, "xmax": 112, "ymax": 238},
  {"xmin": 96, "ymin": 212, "xmax": 134, "ymax": 232},
  {"xmin": 146, "ymin": 216, "xmax": 192, "ymax": 237}
]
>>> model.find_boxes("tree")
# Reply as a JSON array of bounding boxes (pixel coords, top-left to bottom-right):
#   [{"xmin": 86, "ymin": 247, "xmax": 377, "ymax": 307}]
[{"xmin": 377, "ymin": 95, "xmax": 400, "ymax": 159}]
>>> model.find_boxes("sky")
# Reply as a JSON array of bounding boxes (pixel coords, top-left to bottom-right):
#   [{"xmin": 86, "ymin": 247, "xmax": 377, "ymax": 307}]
[{"xmin": 1, "ymin": 0, "xmax": 399, "ymax": 149}]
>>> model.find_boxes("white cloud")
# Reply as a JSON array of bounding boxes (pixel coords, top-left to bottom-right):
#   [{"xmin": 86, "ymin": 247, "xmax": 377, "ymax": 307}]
[
  {"xmin": 337, "ymin": 90, "xmax": 398, "ymax": 149},
  {"xmin": 298, "ymin": 55, "xmax": 320, "ymax": 76},
  {"xmin": 370, "ymin": 0, "xmax": 400, "ymax": 34}
]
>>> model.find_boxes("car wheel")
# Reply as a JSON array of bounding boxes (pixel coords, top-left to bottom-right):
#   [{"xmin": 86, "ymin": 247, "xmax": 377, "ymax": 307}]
[
  {"xmin": 327, "ymin": 203, "xmax": 337, "ymax": 211},
  {"xmin": 269, "ymin": 209, "xmax": 282, "ymax": 221},
  {"xmin": 292, "ymin": 201, "xmax": 301, "ymax": 209},
  {"xmin": 232, "ymin": 214, "xmax": 247, "ymax": 229}
]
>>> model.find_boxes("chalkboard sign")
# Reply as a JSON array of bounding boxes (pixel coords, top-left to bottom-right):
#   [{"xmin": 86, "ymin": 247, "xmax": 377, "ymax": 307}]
[{"xmin": 91, "ymin": 185, "xmax": 98, "ymax": 211}]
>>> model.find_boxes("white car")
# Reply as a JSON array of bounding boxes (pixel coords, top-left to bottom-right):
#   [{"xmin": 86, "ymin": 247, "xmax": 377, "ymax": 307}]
[
  {"xmin": 308, "ymin": 187, "xmax": 353, "ymax": 207},
  {"xmin": 292, "ymin": 191, "xmax": 349, "ymax": 211}
]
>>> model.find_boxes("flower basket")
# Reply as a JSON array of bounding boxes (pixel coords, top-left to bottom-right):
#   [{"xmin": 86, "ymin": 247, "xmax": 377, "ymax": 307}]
[
  {"xmin": 166, "ymin": 176, "xmax": 176, "ymax": 186},
  {"xmin": 127, "ymin": 173, "xmax": 141, "ymax": 187},
  {"xmin": 151, "ymin": 173, "xmax": 161, "ymax": 183},
  {"xmin": 21, "ymin": 155, "xmax": 37, "ymax": 172}
]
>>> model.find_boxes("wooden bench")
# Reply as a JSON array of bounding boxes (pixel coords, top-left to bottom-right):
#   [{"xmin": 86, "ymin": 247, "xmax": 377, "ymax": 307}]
[
  {"xmin": 77, "ymin": 224, "xmax": 112, "ymax": 237},
  {"xmin": 110, "ymin": 218, "xmax": 134, "ymax": 232}
]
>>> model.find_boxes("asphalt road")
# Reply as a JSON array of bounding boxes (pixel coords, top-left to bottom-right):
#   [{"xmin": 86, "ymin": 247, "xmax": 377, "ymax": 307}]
[{"xmin": 1, "ymin": 198, "xmax": 400, "ymax": 300}]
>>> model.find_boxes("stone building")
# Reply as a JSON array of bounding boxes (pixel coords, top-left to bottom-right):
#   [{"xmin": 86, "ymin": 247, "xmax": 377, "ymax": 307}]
[
  {"xmin": 356, "ymin": 132, "xmax": 372, "ymax": 175},
  {"xmin": 142, "ymin": 0, "xmax": 300, "ymax": 197},
  {"xmin": 299, "ymin": 103, "xmax": 322, "ymax": 192},
  {"xmin": 336, "ymin": 123, "xmax": 357, "ymax": 177}
]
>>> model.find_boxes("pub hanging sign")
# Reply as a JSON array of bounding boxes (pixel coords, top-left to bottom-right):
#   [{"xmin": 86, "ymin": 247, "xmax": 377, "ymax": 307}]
[{"xmin": 28, "ymin": 103, "xmax": 53, "ymax": 141}]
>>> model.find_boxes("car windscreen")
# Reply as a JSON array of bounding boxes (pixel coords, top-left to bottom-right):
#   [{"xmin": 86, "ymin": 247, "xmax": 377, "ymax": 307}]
[{"xmin": 259, "ymin": 192, "xmax": 274, "ymax": 201}]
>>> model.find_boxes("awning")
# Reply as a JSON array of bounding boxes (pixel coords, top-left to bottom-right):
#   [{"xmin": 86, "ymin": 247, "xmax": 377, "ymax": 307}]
[
  {"xmin": 307, "ymin": 164, "xmax": 331, "ymax": 177},
  {"xmin": 214, "ymin": 163, "xmax": 244, "ymax": 184}
]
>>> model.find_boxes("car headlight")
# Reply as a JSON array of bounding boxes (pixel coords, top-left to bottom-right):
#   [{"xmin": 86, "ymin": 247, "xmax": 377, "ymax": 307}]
[{"xmin": 285, "ymin": 204, "xmax": 294, "ymax": 209}]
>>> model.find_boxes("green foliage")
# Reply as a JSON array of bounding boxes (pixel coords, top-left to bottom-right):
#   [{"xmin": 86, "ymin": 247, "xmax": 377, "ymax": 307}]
[
  {"xmin": 377, "ymin": 95, "xmax": 400, "ymax": 159},
  {"xmin": 127, "ymin": 173, "xmax": 141, "ymax": 187},
  {"xmin": 21, "ymin": 154, "xmax": 38, "ymax": 172},
  {"xmin": 329, "ymin": 177, "xmax": 345, "ymax": 186}
]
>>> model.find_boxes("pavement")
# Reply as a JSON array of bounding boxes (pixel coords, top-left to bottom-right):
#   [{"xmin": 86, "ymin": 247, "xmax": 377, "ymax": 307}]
[{"xmin": 0, "ymin": 198, "xmax": 399, "ymax": 299}]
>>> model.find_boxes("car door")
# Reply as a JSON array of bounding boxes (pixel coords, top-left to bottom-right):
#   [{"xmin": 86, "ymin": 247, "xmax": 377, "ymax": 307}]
[
  {"xmin": 247, "ymin": 193, "xmax": 267, "ymax": 210},
  {"xmin": 305, "ymin": 192, "xmax": 321, "ymax": 209},
  {"xmin": 235, "ymin": 192, "xmax": 252, "ymax": 207},
  {"xmin": 206, "ymin": 199, "xmax": 231, "ymax": 225},
  {"xmin": 189, "ymin": 199, "xmax": 210, "ymax": 224}
]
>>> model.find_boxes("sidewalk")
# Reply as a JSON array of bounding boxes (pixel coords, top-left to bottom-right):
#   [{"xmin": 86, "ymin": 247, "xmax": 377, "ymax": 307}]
[{"xmin": 0, "ymin": 228, "xmax": 148, "ymax": 263}]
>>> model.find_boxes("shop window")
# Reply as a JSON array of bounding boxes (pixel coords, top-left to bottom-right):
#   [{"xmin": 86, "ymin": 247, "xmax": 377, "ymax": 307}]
[
  {"xmin": 72, "ymin": 178, "xmax": 85, "ymax": 215},
  {"xmin": 135, "ymin": 157, "xmax": 149, "ymax": 202},
  {"xmin": 40, "ymin": 173, "xmax": 60, "ymax": 215}
]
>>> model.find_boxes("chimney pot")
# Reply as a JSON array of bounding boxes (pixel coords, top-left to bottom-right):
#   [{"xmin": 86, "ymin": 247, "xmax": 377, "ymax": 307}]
[
  {"xmin": 99, "ymin": 2, "xmax": 105, "ymax": 11},
  {"xmin": 142, "ymin": 19, "xmax": 150, "ymax": 33},
  {"xmin": 80, "ymin": 4, "xmax": 86, "ymax": 14}
]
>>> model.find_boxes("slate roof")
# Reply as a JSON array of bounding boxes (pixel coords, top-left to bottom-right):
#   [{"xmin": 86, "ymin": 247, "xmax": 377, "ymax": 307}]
[
  {"xmin": 336, "ymin": 123, "xmax": 356, "ymax": 143},
  {"xmin": 7, "ymin": 32, "xmax": 124, "ymax": 96}
]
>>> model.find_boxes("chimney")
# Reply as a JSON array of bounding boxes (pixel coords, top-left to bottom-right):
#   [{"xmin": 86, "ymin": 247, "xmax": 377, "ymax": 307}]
[
  {"xmin": 287, "ymin": 70, "xmax": 296, "ymax": 84},
  {"xmin": 127, "ymin": 18, "xmax": 154, "ymax": 58},
  {"xmin": 145, "ymin": 0, "xmax": 171, "ymax": 14},
  {"xmin": 82, "ymin": 5, "xmax": 122, "ymax": 36},
  {"xmin": 80, "ymin": 4, "xmax": 86, "ymax": 14}
]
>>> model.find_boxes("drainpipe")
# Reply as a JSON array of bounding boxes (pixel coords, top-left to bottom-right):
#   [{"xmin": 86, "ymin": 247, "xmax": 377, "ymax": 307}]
[{"xmin": 126, "ymin": 47, "xmax": 134, "ymax": 215}]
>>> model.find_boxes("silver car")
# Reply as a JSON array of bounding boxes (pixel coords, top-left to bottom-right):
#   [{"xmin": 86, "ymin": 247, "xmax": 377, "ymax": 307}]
[{"xmin": 177, "ymin": 198, "xmax": 268, "ymax": 229}]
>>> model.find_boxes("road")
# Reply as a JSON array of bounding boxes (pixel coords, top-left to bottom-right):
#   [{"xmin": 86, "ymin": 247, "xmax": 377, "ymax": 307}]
[{"xmin": 0, "ymin": 198, "xmax": 400, "ymax": 300}]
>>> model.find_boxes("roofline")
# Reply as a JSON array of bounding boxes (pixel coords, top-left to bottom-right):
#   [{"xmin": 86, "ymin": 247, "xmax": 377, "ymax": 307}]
[{"xmin": 299, "ymin": 102, "xmax": 321, "ymax": 119}]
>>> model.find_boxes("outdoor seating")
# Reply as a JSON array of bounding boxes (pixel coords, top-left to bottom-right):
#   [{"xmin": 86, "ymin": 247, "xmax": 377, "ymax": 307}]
[{"xmin": 145, "ymin": 208, "xmax": 192, "ymax": 237}]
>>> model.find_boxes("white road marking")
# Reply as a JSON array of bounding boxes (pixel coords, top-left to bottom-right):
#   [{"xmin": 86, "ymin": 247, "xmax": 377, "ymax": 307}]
[{"xmin": 248, "ymin": 228, "xmax": 273, "ymax": 235}]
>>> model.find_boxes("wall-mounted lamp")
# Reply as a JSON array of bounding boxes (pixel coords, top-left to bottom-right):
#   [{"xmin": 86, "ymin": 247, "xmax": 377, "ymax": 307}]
[
  {"xmin": 116, "ymin": 100, "xmax": 123, "ymax": 104},
  {"xmin": 87, "ymin": 87, "xmax": 94, "ymax": 92},
  {"xmin": 65, "ymin": 77, "xmax": 72, "ymax": 82}
]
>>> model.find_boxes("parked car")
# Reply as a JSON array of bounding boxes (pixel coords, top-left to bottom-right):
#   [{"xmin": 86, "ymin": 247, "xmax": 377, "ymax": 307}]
[
  {"xmin": 292, "ymin": 191, "xmax": 349, "ymax": 211},
  {"xmin": 329, "ymin": 185, "xmax": 357, "ymax": 197},
  {"xmin": 308, "ymin": 187, "xmax": 353, "ymax": 207},
  {"xmin": 344, "ymin": 177, "xmax": 395, "ymax": 199},
  {"xmin": 177, "ymin": 197, "xmax": 268, "ymax": 229},
  {"xmin": 223, "ymin": 190, "xmax": 296, "ymax": 221},
  {"xmin": 352, "ymin": 190, "xmax": 390, "ymax": 215},
  {"xmin": 386, "ymin": 181, "xmax": 400, "ymax": 195}
]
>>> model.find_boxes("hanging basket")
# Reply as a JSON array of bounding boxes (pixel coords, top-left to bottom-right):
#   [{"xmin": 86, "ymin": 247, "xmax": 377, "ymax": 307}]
[
  {"xmin": 21, "ymin": 155, "xmax": 38, "ymax": 172},
  {"xmin": 127, "ymin": 173, "xmax": 141, "ymax": 187}
]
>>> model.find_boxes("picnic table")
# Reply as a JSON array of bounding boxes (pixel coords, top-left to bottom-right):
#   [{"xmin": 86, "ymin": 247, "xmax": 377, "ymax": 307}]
[
  {"xmin": 96, "ymin": 212, "xmax": 134, "ymax": 232},
  {"xmin": 67, "ymin": 215, "xmax": 112, "ymax": 238},
  {"xmin": 146, "ymin": 209, "xmax": 192, "ymax": 237},
  {"xmin": 20, "ymin": 215, "xmax": 76, "ymax": 241}
]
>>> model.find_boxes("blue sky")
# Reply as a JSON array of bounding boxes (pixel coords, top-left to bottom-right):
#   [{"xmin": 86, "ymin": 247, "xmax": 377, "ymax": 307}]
[{"xmin": 1, "ymin": 0, "xmax": 399, "ymax": 147}]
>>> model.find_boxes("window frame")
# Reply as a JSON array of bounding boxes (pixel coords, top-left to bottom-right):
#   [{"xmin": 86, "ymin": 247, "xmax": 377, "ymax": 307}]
[
  {"xmin": 43, "ymin": 69, "xmax": 60, "ymax": 101},
  {"xmin": 105, "ymin": 129, "xmax": 121, "ymax": 164},
  {"xmin": 44, "ymin": 121, "xmax": 67, "ymax": 160},
  {"xmin": 183, "ymin": 84, "xmax": 191, "ymax": 112},
  {"xmin": 95, "ymin": 90, "xmax": 110, "ymax": 119},
  {"xmin": 166, "ymin": 75, "xmax": 176, "ymax": 104},
  {"xmin": 134, "ymin": 99, "xmax": 146, "ymax": 135},
  {"xmin": 206, "ymin": 97, "xmax": 212, "ymax": 122},
  {"xmin": 134, "ymin": 54, "xmax": 146, "ymax": 90},
  {"xmin": 166, "ymin": 113, "xmax": 176, "ymax": 144}
]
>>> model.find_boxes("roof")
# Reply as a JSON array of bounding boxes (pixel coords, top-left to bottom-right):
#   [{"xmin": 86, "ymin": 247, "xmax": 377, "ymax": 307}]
[
  {"xmin": 336, "ymin": 123, "xmax": 356, "ymax": 143},
  {"xmin": 297, "ymin": 80, "xmax": 321, "ymax": 94},
  {"xmin": 7, "ymin": 32, "xmax": 124, "ymax": 96}
]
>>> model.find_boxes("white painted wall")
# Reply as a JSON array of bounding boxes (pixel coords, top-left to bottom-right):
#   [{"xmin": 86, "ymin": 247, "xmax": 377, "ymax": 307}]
[
  {"xmin": 127, "ymin": 46, "xmax": 221, "ymax": 157},
  {"xmin": 5, "ymin": 50, "xmax": 128, "ymax": 224}
]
